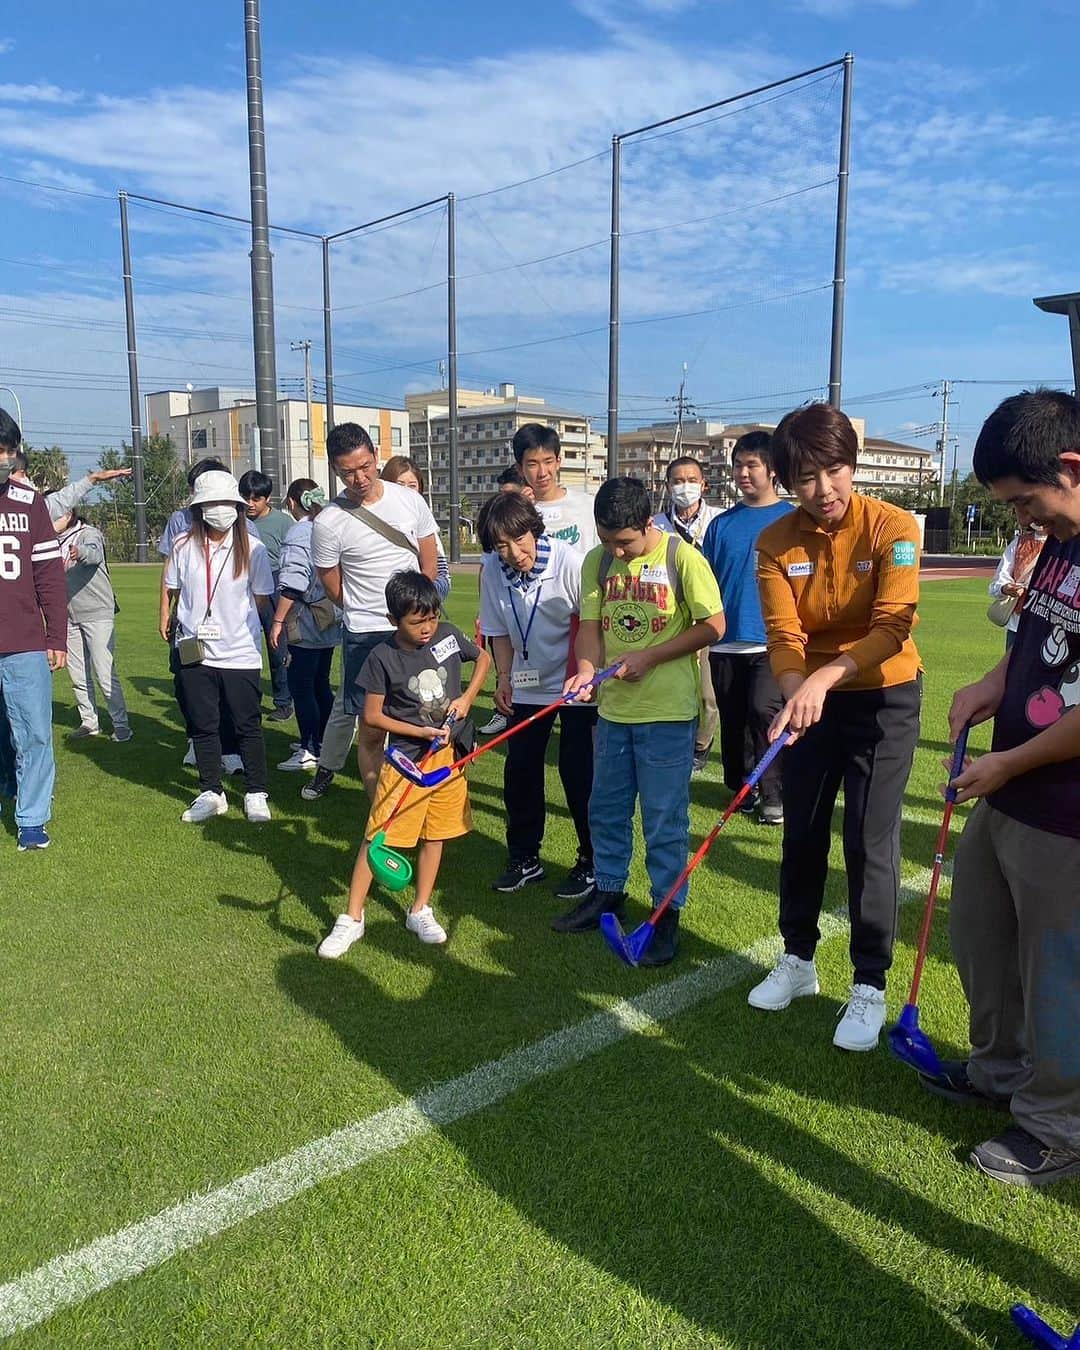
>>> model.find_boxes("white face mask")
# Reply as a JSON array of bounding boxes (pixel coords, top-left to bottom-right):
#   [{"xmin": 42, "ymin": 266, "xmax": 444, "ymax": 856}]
[
  {"xmin": 670, "ymin": 482, "xmax": 702, "ymax": 510},
  {"xmin": 0, "ymin": 457, "xmax": 14, "ymax": 486},
  {"xmin": 202, "ymin": 504, "xmax": 238, "ymax": 531}
]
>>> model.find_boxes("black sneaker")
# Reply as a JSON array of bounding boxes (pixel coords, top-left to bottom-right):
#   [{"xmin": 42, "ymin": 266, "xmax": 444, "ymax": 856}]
[
  {"xmin": 639, "ymin": 907, "xmax": 680, "ymax": 967},
  {"xmin": 492, "ymin": 857, "xmax": 546, "ymax": 892},
  {"xmin": 738, "ymin": 787, "xmax": 760, "ymax": 816},
  {"xmin": 970, "ymin": 1125, "xmax": 1080, "ymax": 1188},
  {"xmin": 918, "ymin": 1060, "xmax": 1011, "ymax": 1110},
  {"xmin": 301, "ymin": 766, "xmax": 335, "ymax": 801},
  {"xmin": 554, "ymin": 857, "xmax": 595, "ymax": 900},
  {"xmin": 758, "ymin": 802, "xmax": 784, "ymax": 827},
  {"xmin": 268, "ymin": 705, "xmax": 294, "ymax": 723},
  {"xmin": 551, "ymin": 889, "xmax": 625, "ymax": 933}
]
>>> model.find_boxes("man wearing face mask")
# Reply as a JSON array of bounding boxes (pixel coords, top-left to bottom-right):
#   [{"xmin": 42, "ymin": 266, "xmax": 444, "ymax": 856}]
[
  {"xmin": 654, "ymin": 457, "xmax": 722, "ymax": 773},
  {"xmin": 0, "ymin": 409, "xmax": 67, "ymax": 852}
]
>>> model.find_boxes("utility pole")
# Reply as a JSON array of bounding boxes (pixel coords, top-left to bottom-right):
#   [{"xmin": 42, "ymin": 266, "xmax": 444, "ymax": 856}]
[
  {"xmin": 243, "ymin": 0, "xmax": 280, "ymax": 493},
  {"xmin": 934, "ymin": 379, "xmax": 952, "ymax": 506},
  {"xmin": 291, "ymin": 340, "xmax": 314, "ymax": 482},
  {"xmin": 667, "ymin": 362, "xmax": 696, "ymax": 458},
  {"xmin": 118, "ymin": 191, "xmax": 148, "ymax": 562}
]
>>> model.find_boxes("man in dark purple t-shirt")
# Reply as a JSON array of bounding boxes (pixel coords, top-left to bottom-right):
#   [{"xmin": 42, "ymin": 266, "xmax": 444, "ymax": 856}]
[
  {"xmin": 0, "ymin": 409, "xmax": 68, "ymax": 852},
  {"xmin": 920, "ymin": 390, "xmax": 1080, "ymax": 1189}
]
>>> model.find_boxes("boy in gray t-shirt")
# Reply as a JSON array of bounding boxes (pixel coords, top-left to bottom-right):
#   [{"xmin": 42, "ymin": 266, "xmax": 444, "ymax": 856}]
[{"xmin": 318, "ymin": 571, "xmax": 491, "ymax": 959}]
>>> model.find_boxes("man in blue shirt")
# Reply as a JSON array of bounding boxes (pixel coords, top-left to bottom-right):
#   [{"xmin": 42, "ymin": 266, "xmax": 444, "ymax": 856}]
[{"xmin": 701, "ymin": 431, "xmax": 794, "ymax": 824}]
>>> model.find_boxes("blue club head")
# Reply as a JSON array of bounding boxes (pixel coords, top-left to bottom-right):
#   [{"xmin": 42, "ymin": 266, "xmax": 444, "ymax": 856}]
[
  {"xmin": 599, "ymin": 912, "xmax": 654, "ymax": 967},
  {"xmin": 385, "ymin": 745, "xmax": 426, "ymax": 784},
  {"xmin": 1011, "ymin": 1304, "xmax": 1077, "ymax": 1350},
  {"xmin": 887, "ymin": 1003, "xmax": 943, "ymax": 1076}
]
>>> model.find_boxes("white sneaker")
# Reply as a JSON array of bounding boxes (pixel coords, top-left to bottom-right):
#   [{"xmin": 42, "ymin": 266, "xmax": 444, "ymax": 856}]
[
  {"xmin": 244, "ymin": 792, "xmax": 272, "ymax": 823},
  {"xmin": 181, "ymin": 790, "xmax": 228, "ymax": 823},
  {"xmin": 182, "ymin": 739, "xmax": 196, "ymax": 767},
  {"xmin": 406, "ymin": 905, "xmax": 447, "ymax": 944},
  {"xmin": 223, "ymin": 754, "xmax": 244, "ymax": 776},
  {"xmin": 747, "ymin": 953, "xmax": 819, "ymax": 1010},
  {"xmin": 318, "ymin": 913, "xmax": 365, "ymax": 959},
  {"xmin": 833, "ymin": 984, "xmax": 886, "ymax": 1052},
  {"xmin": 278, "ymin": 748, "xmax": 318, "ymax": 772},
  {"xmin": 478, "ymin": 712, "xmax": 507, "ymax": 736}
]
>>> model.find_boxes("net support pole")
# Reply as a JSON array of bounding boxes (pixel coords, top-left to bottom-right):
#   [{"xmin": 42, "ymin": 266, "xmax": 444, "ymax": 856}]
[
  {"xmin": 118, "ymin": 191, "xmax": 148, "ymax": 562},
  {"xmin": 322, "ymin": 236, "xmax": 335, "ymax": 439},
  {"xmin": 828, "ymin": 52, "xmax": 854, "ymax": 409},
  {"xmin": 607, "ymin": 135, "xmax": 621, "ymax": 478},
  {"xmin": 244, "ymin": 0, "xmax": 281, "ymax": 491},
  {"xmin": 447, "ymin": 192, "xmax": 461, "ymax": 563}
]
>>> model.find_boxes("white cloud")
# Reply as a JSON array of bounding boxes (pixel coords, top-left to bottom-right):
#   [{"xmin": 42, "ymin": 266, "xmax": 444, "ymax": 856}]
[
  {"xmin": 793, "ymin": 0, "xmax": 915, "ymax": 13},
  {"xmin": 877, "ymin": 254, "xmax": 1049, "ymax": 298},
  {"xmin": 0, "ymin": 38, "xmax": 14, "ymax": 56},
  {"xmin": 0, "ymin": 82, "xmax": 80, "ymax": 104}
]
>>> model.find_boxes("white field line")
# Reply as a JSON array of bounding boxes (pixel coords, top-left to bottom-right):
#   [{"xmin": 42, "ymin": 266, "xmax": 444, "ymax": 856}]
[{"xmin": 0, "ymin": 868, "xmax": 939, "ymax": 1339}]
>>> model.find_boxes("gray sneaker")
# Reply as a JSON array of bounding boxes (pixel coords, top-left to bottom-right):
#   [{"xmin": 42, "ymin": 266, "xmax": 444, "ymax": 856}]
[{"xmin": 758, "ymin": 802, "xmax": 784, "ymax": 826}]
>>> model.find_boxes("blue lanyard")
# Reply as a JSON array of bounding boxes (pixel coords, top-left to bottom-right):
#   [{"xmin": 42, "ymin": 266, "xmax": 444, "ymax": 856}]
[{"xmin": 507, "ymin": 580, "xmax": 543, "ymax": 661}]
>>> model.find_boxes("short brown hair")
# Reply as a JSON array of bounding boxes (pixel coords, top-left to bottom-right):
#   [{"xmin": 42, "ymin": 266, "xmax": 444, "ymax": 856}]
[
  {"xmin": 770, "ymin": 403, "xmax": 858, "ymax": 491},
  {"xmin": 477, "ymin": 490, "xmax": 545, "ymax": 553}
]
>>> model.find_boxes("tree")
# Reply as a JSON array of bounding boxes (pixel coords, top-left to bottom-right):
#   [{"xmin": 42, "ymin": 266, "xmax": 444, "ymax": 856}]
[
  {"xmin": 24, "ymin": 445, "xmax": 70, "ymax": 491},
  {"xmin": 86, "ymin": 435, "xmax": 186, "ymax": 561},
  {"xmin": 948, "ymin": 473, "xmax": 1014, "ymax": 552}
]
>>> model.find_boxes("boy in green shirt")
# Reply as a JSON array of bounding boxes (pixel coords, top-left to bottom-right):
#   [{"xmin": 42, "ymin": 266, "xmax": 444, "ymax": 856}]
[{"xmin": 554, "ymin": 477, "xmax": 725, "ymax": 963}]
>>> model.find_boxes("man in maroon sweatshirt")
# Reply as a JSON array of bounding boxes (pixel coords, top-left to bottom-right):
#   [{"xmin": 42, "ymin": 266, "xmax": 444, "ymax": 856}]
[{"xmin": 0, "ymin": 409, "xmax": 67, "ymax": 851}]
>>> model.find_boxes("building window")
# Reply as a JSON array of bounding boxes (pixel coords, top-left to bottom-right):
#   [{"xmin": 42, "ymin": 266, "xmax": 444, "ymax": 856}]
[
  {"xmin": 368, "ymin": 425, "xmax": 381, "ymax": 446},
  {"xmin": 391, "ymin": 426, "xmax": 402, "ymax": 447},
  {"xmin": 191, "ymin": 428, "xmax": 208, "ymax": 451},
  {"xmin": 210, "ymin": 425, "xmax": 217, "ymax": 450},
  {"xmin": 299, "ymin": 419, "xmax": 309, "ymax": 442}
]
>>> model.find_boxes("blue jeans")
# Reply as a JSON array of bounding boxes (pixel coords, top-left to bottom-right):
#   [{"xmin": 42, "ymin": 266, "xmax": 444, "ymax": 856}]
[
  {"xmin": 341, "ymin": 630, "xmax": 395, "ymax": 715},
  {"xmin": 287, "ymin": 645, "xmax": 335, "ymax": 755},
  {"xmin": 589, "ymin": 717, "xmax": 696, "ymax": 908},
  {"xmin": 259, "ymin": 585, "xmax": 292, "ymax": 710},
  {"xmin": 0, "ymin": 651, "xmax": 56, "ymax": 828}
]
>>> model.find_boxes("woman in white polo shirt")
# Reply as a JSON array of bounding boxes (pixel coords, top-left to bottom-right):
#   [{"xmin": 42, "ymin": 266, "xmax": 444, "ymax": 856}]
[
  {"xmin": 478, "ymin": 491, "xmax": 596, "ymax": 901},
  {"xmin": 163, "ymin": 470, "xmax": 276, "ymax": 824}
]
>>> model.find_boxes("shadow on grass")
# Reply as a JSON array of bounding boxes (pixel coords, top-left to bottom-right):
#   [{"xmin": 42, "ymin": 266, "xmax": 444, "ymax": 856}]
[{"xmin": 275, "ymin": 928, "xmax": 1079, "ymax": 1347}]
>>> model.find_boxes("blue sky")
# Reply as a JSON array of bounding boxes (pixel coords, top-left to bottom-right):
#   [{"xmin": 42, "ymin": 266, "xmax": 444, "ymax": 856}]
[{"xmin": 0, "ymin": 0, "xmax": 1076, "ymax": 478}]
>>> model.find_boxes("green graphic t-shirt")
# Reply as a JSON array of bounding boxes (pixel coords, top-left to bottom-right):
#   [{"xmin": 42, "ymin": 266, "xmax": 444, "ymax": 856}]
[{"xmin": 580, "ymin": 532, "xmax": 722, "ymax": 724}]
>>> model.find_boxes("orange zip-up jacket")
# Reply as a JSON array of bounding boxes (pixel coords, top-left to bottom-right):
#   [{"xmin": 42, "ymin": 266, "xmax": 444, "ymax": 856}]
[{"xmin": 756, "ymin": 492, "xmax": 922, "ymax": 690}]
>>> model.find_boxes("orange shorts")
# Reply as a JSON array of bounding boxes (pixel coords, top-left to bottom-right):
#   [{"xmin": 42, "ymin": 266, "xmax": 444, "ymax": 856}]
[{"xmin": 365, "ymin": 745, "xmax": 471, "ymax": 848}]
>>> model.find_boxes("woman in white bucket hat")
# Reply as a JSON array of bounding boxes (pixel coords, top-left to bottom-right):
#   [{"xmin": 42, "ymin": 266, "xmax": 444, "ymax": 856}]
[{"xmin": 163, "ymin": 469, "xmax": 275, "ymax": 823}]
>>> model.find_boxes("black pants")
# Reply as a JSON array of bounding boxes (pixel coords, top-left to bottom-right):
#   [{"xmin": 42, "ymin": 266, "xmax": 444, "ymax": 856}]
[
  {"xmin": 176, "ymin": 664, "xmax": 267, "ymax": 794},
  {"xmin": 505, "ymin": 703, "xmax": 598, "ymax": 862},
  {"xmin": 286, "ymin": 646, "xmax": 335, "ymax": 755},
  {"xmin": 709, "ymin": 651, "xmax": 784, "ymax": 805},
  {"xmin": 779, "ymin": 679, "xmax": 921, "ymax": 989},
  {"xmin": 170, "ymin": 644, "xmax": 239, "ymax": 755}
]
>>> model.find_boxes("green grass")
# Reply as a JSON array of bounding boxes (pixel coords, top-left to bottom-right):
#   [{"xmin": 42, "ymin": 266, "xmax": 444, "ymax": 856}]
[{"xmin": 1, "ymin": 572, "xmax": 1076, "ymax": 1347}]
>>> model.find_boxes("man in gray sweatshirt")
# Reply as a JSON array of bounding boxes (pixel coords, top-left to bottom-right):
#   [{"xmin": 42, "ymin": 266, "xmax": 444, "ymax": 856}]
[{"xmin": 55, "ymin": 510, "xmax": 131, "ymax": 742}]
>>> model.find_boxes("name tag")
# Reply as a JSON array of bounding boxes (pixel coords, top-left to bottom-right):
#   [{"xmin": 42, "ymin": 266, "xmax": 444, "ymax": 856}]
[
  {"xmin": 512, "ymin": 668, "xmax": 540, "ymax": 689},
  {"xmin": 640, "ymin": 565, "xmax": 668, "ymax": 584},
  {"xmin": 430, "ymin": 634, "xmax": 460, "ymax": 662},
  {"xmin": 542, "ymin": 509, "xmax": 562, "ymax": 522},
  {"xmin": 786, "ymin": 561, "xmax": 814, "ymax": 577},
  {"xmin": 6, "ymin": 485, "xmax": 34, "ymax": 505},
  {"xmin": 196, "ymin": 622, "xmax": 222, "ymax": 641},
  {"xmin": 855, "ymin": 559, "xmax": 872, "ymax": 573}
]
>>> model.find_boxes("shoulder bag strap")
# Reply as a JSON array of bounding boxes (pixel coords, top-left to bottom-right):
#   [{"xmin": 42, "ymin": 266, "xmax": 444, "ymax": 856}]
[{"xmin": 337, "ymin": 497, "xmax": 420, "ymax": 559}]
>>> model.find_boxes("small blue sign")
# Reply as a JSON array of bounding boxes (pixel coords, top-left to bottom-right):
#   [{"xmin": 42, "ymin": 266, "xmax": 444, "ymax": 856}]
[{"xmin": 966, "ymin": 504, "xmax": 977, "ymax": 523}]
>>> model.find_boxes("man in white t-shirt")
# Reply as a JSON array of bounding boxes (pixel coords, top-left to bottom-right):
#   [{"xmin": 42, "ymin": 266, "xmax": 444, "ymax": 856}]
[
  {"xmin": 513, "ymin": 423, "xmax": 598, "ymax": 556},
  {"xmin": 313, "ymin": 423, "xmax": 439, "ymax": 798}
]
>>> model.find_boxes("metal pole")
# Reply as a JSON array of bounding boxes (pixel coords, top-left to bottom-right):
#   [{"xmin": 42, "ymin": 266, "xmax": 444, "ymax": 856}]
[
  {"xmin": 243, "ymin": 0, "xmax": 280, "ymax": 492},
  {"xmin": 0, "ymin": 386, "xmax": 23, "ymax": 431},
  {"xmin": 827, "ymin": 52, "xmax": 854, "ymax": 409},
  {"xmin": 607, "ymin": 136, "xmax": 621, "ymax": 477},
  {"xmin": 447, "ymin": 192, "xmax": 460, "ymax": 563},
  {"xmin": 118, "ymin": 192, "xmax": 148, "ymax": 562},
  {"xmin": 1069, "ymin": 300, "xmax": 1080, "ymax": 396},
  {"xmin": 937, "ymin": 378, "xmax": 951, "ymax": 506},
  {"xmin": 291, "ymin": 339, "xmax": 314, "ymax": 482},
  {"xmin": 322, "ymin": 236, "xmax": 335, "ymax": 437}
]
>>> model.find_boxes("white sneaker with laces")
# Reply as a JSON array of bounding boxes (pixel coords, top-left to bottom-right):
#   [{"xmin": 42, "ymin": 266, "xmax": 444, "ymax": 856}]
[
  {"xmin": 833, "ymin": 984, "xmax": 886, "ymax": 1051},
  {"xmin": 223, "ymin": 754, "xmax": 244, "ymax": 776},
  {"xmin": 278, "ymin": 748, "xmax": 318, "ymax": 772},
  {"xmin": 478, "ymin": 712, "xmax": 508, "ymax": 736},
  {"xmin": 318, "ymin": 913, "xmax": 365, "ymax": 959},
  {"xmin": 244, "ymin": 792, "xmax": 272, "ymax": 822},
  {"xmin": 182, "ymin": 739, "xmax": 197, "ymax": 767},
  {"xmin": 406, "ymin": 905, "xmax": 447, "ymax": 944},
  {"xmin": 747, "ymin": 953, "xmax": 819, "ymax": 1010},
  {"xmin": 181, "ymin": 790, "xmax": 228, "ymax": 823}
]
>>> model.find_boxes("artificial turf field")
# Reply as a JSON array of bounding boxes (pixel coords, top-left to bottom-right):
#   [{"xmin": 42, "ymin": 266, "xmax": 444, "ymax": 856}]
[{"xmin": 1, "ymin": 569, "xmax": 1076, "ymax": 1348}]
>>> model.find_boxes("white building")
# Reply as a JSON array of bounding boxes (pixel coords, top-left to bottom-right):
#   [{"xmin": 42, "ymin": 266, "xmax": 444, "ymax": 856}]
[{"xmin": 145, "ymin": 387, "xmax": 410, "ymax": 496}]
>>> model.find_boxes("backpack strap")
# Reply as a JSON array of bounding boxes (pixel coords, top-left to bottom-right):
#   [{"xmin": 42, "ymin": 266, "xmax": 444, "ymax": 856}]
[{"xmin": 666, "ymin": 533, "xmax": 685, "ymax": 609}]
